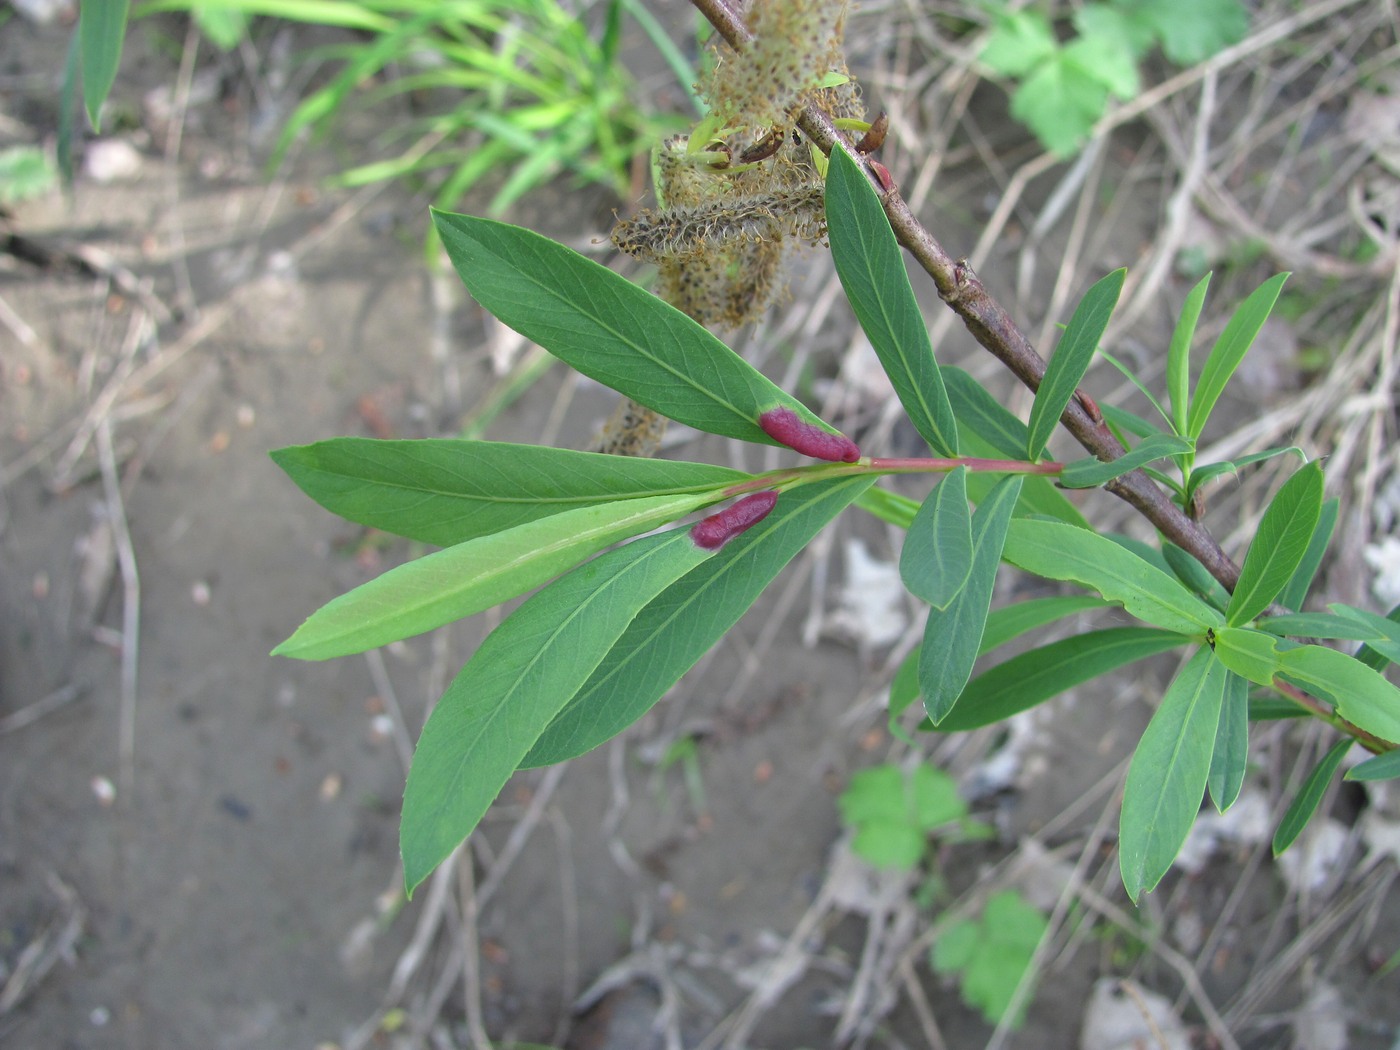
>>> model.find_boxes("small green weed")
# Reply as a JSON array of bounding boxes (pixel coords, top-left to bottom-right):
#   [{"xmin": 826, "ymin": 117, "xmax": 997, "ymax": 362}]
[
  {"xmin": 931, "ymin": 889, "xmax": 1049, "ymax": 1029},
  {"xmin": 837, "ymin": 763, "xmax": 982, "ymax": 871}
]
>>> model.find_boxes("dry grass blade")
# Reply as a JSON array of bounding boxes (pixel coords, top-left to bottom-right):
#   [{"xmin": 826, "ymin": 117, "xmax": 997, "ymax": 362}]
[{"xmin": 0, "ymin": 874, "xmax": 85, "ymax": 1016}]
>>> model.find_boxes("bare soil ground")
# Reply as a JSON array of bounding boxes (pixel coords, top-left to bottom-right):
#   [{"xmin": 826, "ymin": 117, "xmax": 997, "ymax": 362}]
[{"xmin": 3, "ymin": 4, "xmax": 1400, "ymax": 1050}]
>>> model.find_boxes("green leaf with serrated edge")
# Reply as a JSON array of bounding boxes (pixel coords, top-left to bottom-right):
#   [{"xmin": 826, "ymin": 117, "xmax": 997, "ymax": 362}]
[
  {"xmin": 1328, "ymin": 603, "xmax": 1400, "ymax": 668},
  {"xmin": 1249, "ymin": 696, "xmax": 1308, "ymax": 721},
  {"xmin": 1211, "ymin": 626, "xmax": 1283, "ymax": 685},
  {"xmin": 980, "ymin": 595, "xmax": 1112, "ymax": 654},
  {"xmin": 275, "ymin": 491, "xmax": 711, "ymax": 661},
  {"xmin": 1279, "ymin": 497, "xmax": 1338, "ymax": 611},
  {"xmin": 943, "ymin": 367, "xmax": 1028, "ymax": 459},
  {"xmin": 827, "ymin": 147, "xmax": 958, "ymax": 456},
  {"xmin": 1120, "ymin": 645, "xmax": 1227, "ymax": 902},
  {"xmin": 931, "ymin": 628, "xmax": 1187, "ymax": 732},
  {"xmin": 1183, "ymin": 445, "xmax": 1305, "ymax": 505},
  {"xmin": 1208, "ymin": 672, "xmax": 1249, "ymax": 812},
  {"xmin": 1027, "ymin": 269, "xmax": 1125, "ymax": 460},
  {"xmin": 1226, "ymin": 460, "xmax": 1323, "ymax": 627},
  {"xmin": 979, "ymin": 10, "xmax": 1056, "ymax": 76},
  {"xmin": 1167, "ymin": 273, "xmax": 1211, "ymax": 435},
  {"xmin": 400, "ymin": 527, "xmax": 713, "ymax": 894},
  {"xmin": 1272, "ymin": 739, "xmax": 1351, "ymax": 856},
  {"xmin": 1278, "ymin": 644, "xmax": 1400, "ymax": 744},
  {"xmin": 920, "ymin": 477, "xmax": 1023, "ymax": 724},
  {"xmin": 1187, "ymin": 273, "xmax": 1290, "ymax": 440},
  {"xmin": 1162, "ymin": 544, "xmax": 1230, "ymax": 611},
  {"xmin": 270, "ymin": 439, "xmax": 749, "ymax": 547},
  {"xmin": 432, "ymin": 210, "xmax": 842, "ymax": 448},
  {"xmin": 901, "ymin": 468, "xmax": 973, "ymax": 610},
  {"xmin": 79, "ymin": 0, "xmax": 131, "ymax": 129},
  {"xmin": 1346, "ymin": 749, "xmax": 1400, "ymax": 782},
  {"xmin": 1258, "ymin": 612, "xmax": 1381, "ymax": 642},
  {"xmin": 522, "ymin": 477, "xmax": 874, "ymax": 766},
  {"xmin": 1059, "ymin": 433, "xmax": 1194, "ymax": 488},
  {"xmin": 1002, "ymin": 519, "xmax": 1221, "ymax": 635},
  {"xmin": 1346, "ymin": 601, "xmax": 1400, "ymax": 671}
]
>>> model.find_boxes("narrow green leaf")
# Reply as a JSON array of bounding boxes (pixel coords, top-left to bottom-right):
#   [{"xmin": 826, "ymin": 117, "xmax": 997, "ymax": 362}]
[
  {"xmin": 1345, "ymin": 749, "xmax": 1400, "ymax": 782},
  {"xmin": 1343, "ymin": 601, "xmax": 1400, "ymax": 671},
  {"xmin": 1211, "ymin": 626, "xmax": 1284, "ymax": 686},
  {"xmin": 1187, "ymin": 273, "xmax": 1290, "ymax": 440},
  {"xmin": 1058, "ymin": 433, "xmax": 1194, "ymax": 489},
  {"xmin": 920, "ymin": 476, "xmax": 1023, "ymax": 724},
  {"xmin": 1026, "ymin": 269, "xmax": 1125, "ymax": 460},
  {"xmin": 274, "ymin": 491, "xmax": 711, "ymax": 660},
  {"xmin": 932, "ymin": 628, "xmax": 1188, "ymax": 732},
  {"xmin": 826, "ymin": 147, "xmax": 958, "ymax": 456},
  {"xmin": 1002, "ymin": 519, "xmax": 1222, "ymax": 635},
  {"xmin": 980, "ymin": 594, "xmax": 1112, "ymax": 654},
  {"xmin": 1182, "ymin": 445, "xmax": 1305, "ymax": 505},
  {"xmin": 1328, "ymin": 603, "xmax": 1400, "ymax": 669},
  {"xmin": 270, "ymin": 438, "xmax": 748, "ymax": 547},
  {"xmin": 856, "ymin": 484, "xmax": 920, "ymax": 529},
  {"xmin": 1208, "ymin": 672, "xmax": 1249, "ymax": 812},
  {"xmin": 1166, "ymin": 273, "xmax": 1211, "ymax": 435},
  {"xmin": 942, "ymin": 367, "xmax": 1028, "ymax": 459},
  {"xmin": 79, "ymin": 0, "xmax": 131, "ymax": 130},
  {"xmin": 400, "ymin": 526, "xmax": 713, "ymax": 894},
  {"xmin": 1120, "ymin": 646, "xmax": 1228, "ymax": 902},
  {"xmin": 1162, "ymin": 544, "xmax": 1230, "ymax": 611},
  {"xmin": 433, "ymin": 211, "xmax": 842, "ymax": 449},
  {"xmin": 1278, "ymin": 497, "xmax": 1338, "ymax": 611},
  {"xmin": 1249, "ymin": 696, "xmax": 1309, "ymax": 721},
  {"xmin": 1279, "ymin": 644, "xmax": 1400, "ymax": 744},
  {"xmin": 888, "ymin": 646, "xmax": 922, "ymax": 740},
  {"xmin": 1226, "ymin": 460, "xmax": 1323, "ymax": 626},
  {"xmin": 1272, "ymin": 739, "xmax": 1351, "ymax": 856},
  {"xmin": 1100, "ymin": 403, "xmax": 1162, "ymax": 443},
  {"xmin": 901, "ymin": 468, "xmax": 973, "ymax": 610},
  {"xmin": 1257, "ymin": 612, "xmax": 1381, "ymax": 643},
  {"xmin": 522, "ymin": 477, "xmax": 874, "ymax": 766}
]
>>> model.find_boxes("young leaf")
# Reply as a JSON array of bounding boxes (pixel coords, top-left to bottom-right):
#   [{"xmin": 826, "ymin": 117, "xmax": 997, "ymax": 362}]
[
  {"xmin": 274, "ymin": 491, "xmax": 712, "ymax": 660},
  {"xmin": 826, "ymin": 147, "xmax": 959, "ymax": 456},
  {"xmin": 920, "ymin": 476, "xmax": 1023, "ymax": 724},
  {"xmin": 1166, "ymin": 273, "xmax": 1211, "ymax": 435},
  {"xmin": 933, "ymin": 628, "xmax": 1188, "ymax": 732},
  {"xmin": 1026, "ymin": 269, "xmax": 1125, "ymax": 460},
  {"xmin": 522, "ymin": 477, "xmax": 874, "ymax": 767},
  {"xmin": 1345, "ymin": 749, "xmax": 1400, "ymax": 783},
  {"xmin": 1272, "ymin": 739, "xmax": 1351, "ymax": 856},
  {"xmin": 1277, "ymin": 497, "xmax": 1338, "ymax": 611},
  {"xmin": 980, "ymin": 594, "xmax": 1112, "ymax": 654},
  {"xmin": 901, "ymin": 468, "xmax": 973, "ymax": 610},
  {"xmin": 1002, "ymin": 519, "xmax": 1223, "ymax": 635},
  {"xmin": 271, "ymin": 438, "xmax": 750, "ymax": 547},
  {"xmin": 1225, "ymin": 460, "xmax": 1323, "ymax": 626},
  {"xmin": 1278, "ymin": 644, "xmax": 1400, "ymax": 744},
  {"xmin": 1181, "ymin": 445, "xmax": 1305, "ymax": 506},
  {"xmin": 79, "ymin": 0, "xmax": 131, "ymax": 129},
  {"xmin": 1120, "ymin": 645, "xmax": 1228, "ymax": 903},
  {"xmin": 1058, "ymin": 433, "xmax": 1193, "ymax": 488},
  {"xmin": 1186, "ymin": 273, "xmax": 1290, "ymax": 441},
  {"xmin": 1208, "ymin": 671, "xmax": 1249, "ymax": 812},
  {"xmin": 400, "ymin": 526, "xmax": 714, "ymax": 895},
  {"xmin": 432, "ymin": 210, "xmax": 847, "ymax": 449}
]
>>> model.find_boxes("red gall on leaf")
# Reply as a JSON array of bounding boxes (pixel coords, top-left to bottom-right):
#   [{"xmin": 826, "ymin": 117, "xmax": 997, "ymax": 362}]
[
  {"xmin": 690, "ymin": 490, "xmax": 780, "ymax": 550},
  {"xmin": 759, "ymin": 407, "xmax": 861, "ymax": 462}
]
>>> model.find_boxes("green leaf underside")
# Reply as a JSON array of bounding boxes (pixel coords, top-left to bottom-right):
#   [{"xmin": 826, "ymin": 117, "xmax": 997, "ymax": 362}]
[
  {"xmin": 1187, "ymin": 273, "xmax": 1290, "ymax": 440},
  {"xmin": 826, "ymin": 147, "xmax": 959, "ymax": 456},
  {"xmin": 1058, "ymin": 433, "xmax": 1194, "ymax": 488},
  {"xmin": 275, "ymin": 490, "xmax": 710, "ymax": 660},
  {"xmin": 270, "ymin": 438, "xmax": 748, "ymax": 547},
  {"xmin": 80, "ymin": 0, "xmax": 131, "ymax": 129},
  {"xmin": 1273, "ymin": 739, "xmax": 1351, "ymax": 856},
  {"xmin": 1120, "ymin": 646, "xmax": 1227, "ymax": 902},
  {"xmin": 920, "ymin": 476, "xmax": 1023, "ymax": 724},
  {"xmin": 1279, "ymin": 497, "xmax": 1338, "ymax": 611},
  {"xmin": 1002, "ymin": 519, "xmax": 1222, "ymax": 635},
  {"xmin": 400, "ymin": 527, "xmax": 712, "ymax": 894},
  {"xmin": 1184, "ymin": 446, "xmax": 1305, "ymax": 503},
  {"xmin": 1026, "ymin": 269, "xmax": 1125, "ymax": 460},
  {"xmin": 522, "ymin": 477, "xmax": 874, "ymax": 767},
  {"xmin": 1208, "ymin": 671, "xmax": 1249, "ymax": 812},
  {"xmin": 433, "ymin": 210, "xmax": 840, "ymax": 448},
  {"xmin": 901, "ymin": 468, "xmax": 973, "ymax": 610},
  {"xmin": 1166, "ymin": 274, "xmax": 1211, "ymax": 434},
  {"xmin": 1346, "ymin": 749, "xmax": 1400, "ymax": 782},
  {"xmin": 1225, "ymin": 460, "xmax": 1323, "ymax": 627},
  {"xmin": 979, "ymin": 594, "xmax": 1112, "ymax": 654},
  {"xmin": 1277, "ymin": 645, "xmax": 1400, "ymax": 745},
  {"xmin": 931, "ymin": 628, "xmax": 1187, "ymax": 732}
]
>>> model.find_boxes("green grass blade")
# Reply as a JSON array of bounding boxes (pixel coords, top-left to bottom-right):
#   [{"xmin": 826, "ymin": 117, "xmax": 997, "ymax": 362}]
[
  {"xmin": 1026, "ymin": 269, "xmax": 1125, "ymax": 460},
  {"xmin": 433, "ymin": 211, "xmax": 847, "ymax": 448},
  {"xmin": 1058, "ymin": 433, "xmax": 1193, "ymax": 489},
  {"xmin": 1225, "ymin": 460, "xmax": 1323, "ymax": 626},
  {"xmin": 1187, "ymin": 273, "xmax": 1290, "ymax": 440},
  {"xmin": 1166, "ymin": 273, "xmax": 1211, "ymax": 435},
  {"xmin": 826, "ymin": 147, "xmax": 959, "ymax": 456},
  {"xmin": 1345, "ymin": 749, "xmax": 1400, "ymax": 783},
  {"xmin": 1278, "ymin": 497, "xmax": 1338, "ymax": 611},
  {"xmin": 1208, "ymin": 671, "xmax": 1249, "ymax": 812},
  {"xmin": 900, "ymin": 468, "xmax": 973, "ymax": 610},
  {"xmin": 1120, "ymin": 645, "xmax": 1228, "ymax": 902},
  {"xmin": 400, "ymin": 526, "xmax": 713, "ymax": 894},
  {"xmin": 1272, "ymin": 739, "xmax": 1350, "ymax": 856},
  {"xmin": 80, "ymin": 0, "xmax": 131, "ymax": 129}
]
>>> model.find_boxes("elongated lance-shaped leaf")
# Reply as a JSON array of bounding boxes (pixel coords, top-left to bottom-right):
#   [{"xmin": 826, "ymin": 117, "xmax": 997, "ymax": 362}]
[
  {"xmin": 1026, "ymin": 269, "xmax": 1125, "ymax": 460},
  {"xmin": 1182, "ymin": 445, "xmax": 1304, "ymax": 506},
  {"xmin": 1226, "ymin": 460, "xmax": 1323, "ymax": 626},
  {"xmin": 1162, "ymin": 544, "xmax": 1230, "ymax": 611},
  {"xmin": 1257, "ymin": 611, "xmax": 1383, "ymax": 643},
  {"xmin": 1346, "ymin": 749, "xmax": 1400, "ymax": 782},
  {"xmin": 826, "ymin": 147, "xmax": 958, "ymax": 456},
  {"xmin": 1278, "ymin": 497, "xmax": 1338, "ymax": 611},
  {"xmin": 523, "ymin": 476, "xmax": 874, "ymax": 766},
  {"xmin": 400, "ymin": 526, "xmax": 714, "ymax": 894},
  {"xmin": 79, "ymin": 0, "xmax": 130, "ymax": 129},
  {"xmin": 1187, "ymin": 272, "xmax": 1290, "ymax": 440},
  {"xmin": 1120, "ymin": 645, "xmax": 1228, "ymax": 902},
  {"xmin": 1278, "ymin": 644, "xmax": 1400, "ymax": 745},
  {"xmin": 980, "ymin": 594, "xmax": 1112, "ymax": 654},
  {"xmin": 1273, "ymin": 739, "xmax": 1351, "ymax": 856},
  {"xmin": 920, "ymin": 476, "xmax": 1023, "ymax": 724},
  {"xmin": 1166, "ymin": 273, "xmax": 1211, "ymax": 436},
  {"xmin": 271, "ymin": 438, "xmax": 749, "ymax": 547},
  {"xmin": 1058, "ymin": 433, "xmax": 1194, "ymax": 489},
  {"xmin": 933, "ymin": 628, "xmax": 1188, "ymax": 732},
  {"xmin": 1329, "ymin": 602, "xmax": 1400, "ymax": 669},
  {"xmin": 942, "ymin": 367, "xmax": 1028, "ymax": 459},
  {"xmin": 433, "ymin": 210, "xmax": 849, "ymax": 450},
  {"xmin": 900, "ymin": 468, "xmax": 973, "ymax": 610},
  {"xmin": 1208, "ymin": 671, "xmax": 1249, "ymax": 812},
  {"xmin": 275, "ymin": 490, "xmax": 713, "ymax": 660},
  {"xmin": 1002, "ymin": 519, "xmax": 1222, "ymax": 635}
]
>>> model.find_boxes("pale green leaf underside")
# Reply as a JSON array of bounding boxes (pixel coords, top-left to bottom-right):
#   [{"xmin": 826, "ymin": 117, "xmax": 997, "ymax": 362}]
[
  {"xmin": 1208, "ymin": 671, "xmax": 1249, "ymax": 812},
  {"xmin": 900, "ymin": 467, "xmax": 973, "ymax": 610}
]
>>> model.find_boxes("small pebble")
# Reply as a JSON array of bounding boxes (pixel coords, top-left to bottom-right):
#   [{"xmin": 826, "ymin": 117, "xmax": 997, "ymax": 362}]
[{"xmin": 84, "ymin": 140, "xmax": 143, "ymax": 183}]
